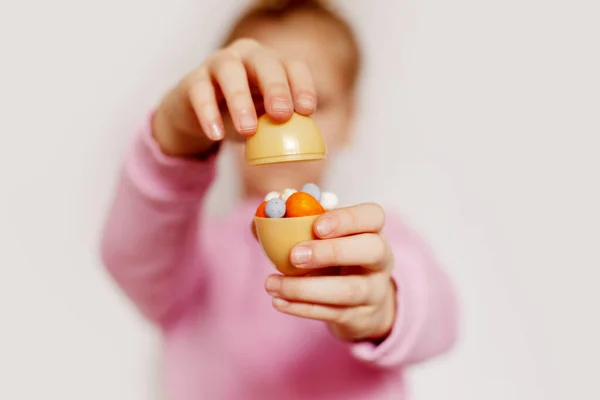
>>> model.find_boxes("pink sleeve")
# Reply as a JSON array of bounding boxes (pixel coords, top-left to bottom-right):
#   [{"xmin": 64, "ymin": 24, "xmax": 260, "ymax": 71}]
[
  {"xmin": 100, "ymin": 113, "xmax": 217, "ymax": 327},
  {"xmin": 350, "ymin": 213, "xmax": 459, "ymax": 368}
]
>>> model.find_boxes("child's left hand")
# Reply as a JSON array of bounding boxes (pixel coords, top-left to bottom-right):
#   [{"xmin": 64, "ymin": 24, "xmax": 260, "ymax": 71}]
[{"xmin": 264, "ymin": 203, "xmax": 397, "ymax": 342}]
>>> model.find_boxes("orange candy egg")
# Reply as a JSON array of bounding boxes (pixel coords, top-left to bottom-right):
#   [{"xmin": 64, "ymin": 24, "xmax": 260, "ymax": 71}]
[
  {"xmin": 255, "ymin": 201, "xmax": 268, "ymax": 218},
  {"xmin": 285, "ymin": 192, "xmax": 325, "ymax": 217}
]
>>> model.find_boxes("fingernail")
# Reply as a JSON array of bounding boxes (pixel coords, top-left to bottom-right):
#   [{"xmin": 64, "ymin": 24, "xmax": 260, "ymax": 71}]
[
  {"xmin": 315, "ymin": 217, "xmax": 335, "ymax": 237},
  {"xmin": 296, "ymin": 95, "xmax": 315, "ymax": 111},
  {"xmin": 209, "ymin": 121, "xmax": 224, "ymax": 140},
  {"xmin": 238, "ymin": 109, "xmax": 256, "ymax": 133},
  {"xmin": 273, "ymin": 298, "xmax": 289, "ymax": 308},
  {"xmin": 265, "ymin": 276, "xmax": 281, "ymax": 292},
  {"xmin": 271, "ymin": 98, "xmax": 292, "ymax": 113},
  {"xmin": 291, "ymin": 246, "xmax": 312, "ymax": 265}
]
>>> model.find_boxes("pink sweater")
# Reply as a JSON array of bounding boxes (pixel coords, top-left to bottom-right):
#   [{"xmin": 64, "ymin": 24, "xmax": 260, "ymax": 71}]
[{"xmin": 100, "ymin": 116, "xmax": 459, "ymax": 400}]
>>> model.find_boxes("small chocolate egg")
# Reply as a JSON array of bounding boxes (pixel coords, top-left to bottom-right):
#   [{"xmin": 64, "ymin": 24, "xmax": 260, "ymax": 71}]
[
  {"xmin": 264, "ymin": 191, "xmax": 280, "ymax": 202},
  {"xmin": 320, "ymin": 192, "xmax": 339, "ymax": 210},
  {"xmin": 265, "ymin": 198, "xmax": 286, "ymax": 218},
  {"xmin": 281, "ymin": 188, "xmax": 297, "ymax": 202},
  {"xmin": 301, "ymin": 183, "xmax": 321, "ymax": 202}
]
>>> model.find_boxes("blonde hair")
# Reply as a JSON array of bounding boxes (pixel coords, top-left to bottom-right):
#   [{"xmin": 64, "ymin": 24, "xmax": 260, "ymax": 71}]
[{"xmin": 222, "ymin": 0, "xmax": 361, "ymax": 90}]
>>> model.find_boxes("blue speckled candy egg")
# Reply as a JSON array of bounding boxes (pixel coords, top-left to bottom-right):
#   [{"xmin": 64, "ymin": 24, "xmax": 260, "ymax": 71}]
[
  {"xmin": 265, "ymin": 198, "xmax": 286, "ymax": 218},
  {"xmin": 301, "ymin": 183, "xmax": 321, "ymax": 202}
]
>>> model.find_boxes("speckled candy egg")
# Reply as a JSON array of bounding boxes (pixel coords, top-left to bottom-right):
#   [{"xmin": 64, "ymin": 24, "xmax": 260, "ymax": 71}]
[
  {"xmin": 320, "ymin": 192, "xmax": 339, "ymax": 210},
  {"xmin": 301, "ymin": 183, "xmax": 321, "ymax": 202},
  {"xmin": 281, "ymin": 188, "xmax": 297, "ymax": 202},
  {"xmin": 264, "ymin": 191, "xmax": 280, "ymax": 202},
  {"xmin": 265, "ymin": 198, "xmax": 286, "ymax": 218}
]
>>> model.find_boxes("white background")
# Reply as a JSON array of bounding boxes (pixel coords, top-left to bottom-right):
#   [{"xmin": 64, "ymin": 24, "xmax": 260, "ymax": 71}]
[{"xmin": 1, "ymin": 0, "xmax": 598, "ymax": 399}]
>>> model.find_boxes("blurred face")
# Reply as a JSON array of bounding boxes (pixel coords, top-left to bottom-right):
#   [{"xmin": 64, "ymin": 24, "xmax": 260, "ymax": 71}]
[{"xmin": 227, "ymin": 13, "xmax": 355, "ymax": 198}]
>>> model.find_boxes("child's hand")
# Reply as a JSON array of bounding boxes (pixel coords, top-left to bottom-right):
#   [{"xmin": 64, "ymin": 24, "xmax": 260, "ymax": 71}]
[
  {"xmin": 153, "ymin": 38, "xmax": 317, "ymax": 157},
  {"xmin": 264, "ymin": 203, "xmax": 398, "ymax": 342}
]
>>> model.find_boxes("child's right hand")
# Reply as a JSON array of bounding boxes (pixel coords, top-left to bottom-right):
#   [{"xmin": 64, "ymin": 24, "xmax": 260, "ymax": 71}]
[{"xmin": 153, "ymin": 38, "xmax": 317, "ymax": 157}]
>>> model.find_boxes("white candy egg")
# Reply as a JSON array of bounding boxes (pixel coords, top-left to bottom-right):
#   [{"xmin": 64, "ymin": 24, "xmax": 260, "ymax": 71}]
[
  {"xmin": 320, "ymin": 192, "xmax": 339, "ymax": 210},
  {"xmin": 264, "ymin": 191, "xmax": 280, "ymax": 202},
  {"xmin": 281, "ymin": 188, "xmax": 297, "ymax": 202}
]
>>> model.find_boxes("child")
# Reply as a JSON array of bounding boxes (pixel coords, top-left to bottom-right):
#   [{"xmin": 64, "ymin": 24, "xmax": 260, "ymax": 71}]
[{"xmin": 100, "ymin": 1, "xmax": 458, "ymax": 399}]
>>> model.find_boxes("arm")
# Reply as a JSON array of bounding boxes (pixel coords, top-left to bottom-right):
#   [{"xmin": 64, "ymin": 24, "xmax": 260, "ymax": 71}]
[
  {"xmin": 100, "ymin": 113, "xmax": 217, "ymax": 327},
  {"xmin": 350, "ymin": 213, "xmax": 459, "ymax": 368},
  {"xmin": 100, "ymin": 38, "xmax": 318, "ymax": 327}
]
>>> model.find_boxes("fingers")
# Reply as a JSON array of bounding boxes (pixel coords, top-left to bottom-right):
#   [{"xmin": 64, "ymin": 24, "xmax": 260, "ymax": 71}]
[
  {"xmin": 186, "ymin": 39, "xmax": 316, "ymax": 139},
  {"xmin": 290, "ymin": 233, "xmax": 392, "ymax": 271},
  {"xmin": 269, "ymin": 277, "xmax": 397, "ymax": 342},
  {"xmin": 230, "ymin": 39, "xmax": 316, "ymax": 118},
  {"xmin": 247, "ymin": 50, "xmax": 294, "ymax": 120},
  {"xmin": 209, "ymin": 51, "xmax": 258, "ymax": 135},
  {"xmin": 313, "ymin": 203, "xmax": 386, "ymax": 239},
  {"xmin": 284, "ymin": 59, "xmax": 317, "ymax": 115},
  {"xmin": 265, "ymin": 273, "xmax": 388, "ymax": 307},
  {"xmin": 187, "ymin": 68, "xmax": 225, "ymax": 140},
  {"xmin": 271, "ymin": 298, "xmax": 360, "ymax": 325}
]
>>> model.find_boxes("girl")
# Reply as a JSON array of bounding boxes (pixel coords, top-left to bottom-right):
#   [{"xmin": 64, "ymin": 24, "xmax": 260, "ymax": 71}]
[{"xmin": 101, "ymin": 1, "xmax": 458, "ymax": 399}]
